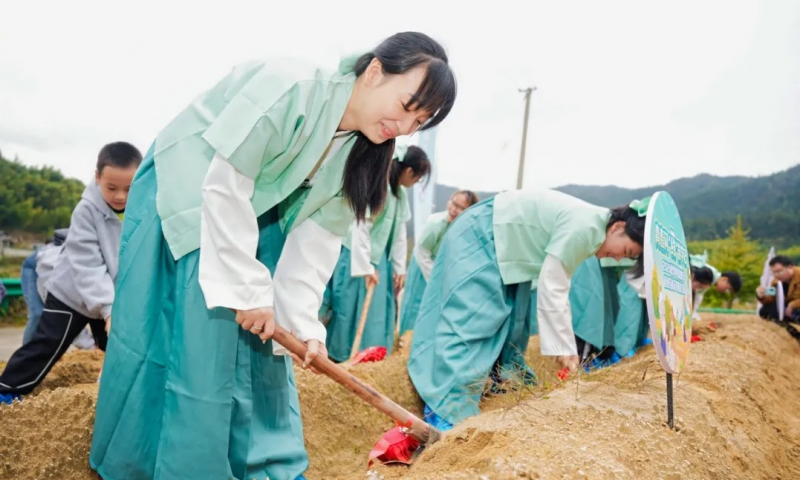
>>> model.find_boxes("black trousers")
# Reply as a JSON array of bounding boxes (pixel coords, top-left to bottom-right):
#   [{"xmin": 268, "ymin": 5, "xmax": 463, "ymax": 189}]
[
  {"xmin": 575, "ymin": 336, "xmax": 616, "ymax": 361},
  {"xmin": 0, "ymin": 294, "xmax": 107, "ymax": 395},
  {"xmin": 759, "ymin": 302, "xmax": 781, "ymax": 321}
]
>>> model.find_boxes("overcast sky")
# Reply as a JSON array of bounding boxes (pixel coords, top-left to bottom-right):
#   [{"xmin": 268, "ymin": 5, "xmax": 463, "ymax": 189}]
[{"xmin": 1, "ymin": 1, "xmax": 798, "ymax": 191}]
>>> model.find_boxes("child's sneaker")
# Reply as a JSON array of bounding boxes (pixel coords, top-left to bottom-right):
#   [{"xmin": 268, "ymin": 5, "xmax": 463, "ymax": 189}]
[
  {"xmin": 72, "ymin": 326, "xmax": 97, "ymax": 350},
  {"xmin": 0, "ymin": 393, "xmax": 22, "ymax": 406}
]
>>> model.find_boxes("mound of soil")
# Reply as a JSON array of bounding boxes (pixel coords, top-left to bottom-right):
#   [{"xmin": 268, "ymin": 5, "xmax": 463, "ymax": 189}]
[
  {"xmin": 362, "ymin": 315, "xmax": 800, "ymax": 480},
  {"xmin": 0, "ymin": 385, "xmax": 98, "ymax": 479},
  {"xmin": 3, "ymin": 315, "xmax": 800, "ymax": 480}
]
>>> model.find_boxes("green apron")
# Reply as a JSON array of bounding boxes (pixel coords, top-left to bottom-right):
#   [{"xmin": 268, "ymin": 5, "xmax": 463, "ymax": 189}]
[
  {"xmin": 91, "ymin": 150, "xmax": 308, "ymax": 480},
  {"xmin": 407, "ymin": 198, "xmax": 534, "ymax": 426}
]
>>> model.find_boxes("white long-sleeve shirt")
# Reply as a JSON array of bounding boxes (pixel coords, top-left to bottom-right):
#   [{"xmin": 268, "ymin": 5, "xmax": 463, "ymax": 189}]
[
  {"xmin": 391, "ymin": 223, "xmax": 408, "ymax": 275},
  {"xmin": 536, "ymin": 254, "xmax": 579, "ymax": 356},
  {"xmin": 349, "ymin": 216, "xmax": 408, "ymax": 277},
  {"xmin": 198, "ymin": 138, "xmax": 347, "ymax": 354},
  {"xmin": 625, "ymin": 271, "xmax": 646, "ymax": 299},
  {"xmin": 413, "ymin": 243, "xmax": 435, "ymax": 281},
  {"xmin": 349, "ymin": 220, "xmax": 375, "ymax": 277},
  {"xmin": 692, "ymin": 289, "xmax": 705, "ymax": 320}
]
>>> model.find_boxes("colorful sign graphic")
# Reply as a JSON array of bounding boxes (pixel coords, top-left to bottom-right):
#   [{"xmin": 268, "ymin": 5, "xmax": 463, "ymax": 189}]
[{"xmin": 644, "ymin": 192, "xmax": 693, "ymax": 374}]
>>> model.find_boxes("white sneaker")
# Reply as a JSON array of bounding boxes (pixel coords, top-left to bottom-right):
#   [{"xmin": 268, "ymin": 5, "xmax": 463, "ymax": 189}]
[{"xmin": 72, "ymin": 326, "xmax": 96, "ymax": 350}]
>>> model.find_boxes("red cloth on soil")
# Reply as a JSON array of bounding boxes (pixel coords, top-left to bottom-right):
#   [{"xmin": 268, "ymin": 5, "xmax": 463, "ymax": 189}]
[
  {"xmin": 351, "ymin": 346, "xmax": 387, "ymax": 365},
  {"xmin": 368, "ymin": 426, "xmax": 420, "ymax": 466}
]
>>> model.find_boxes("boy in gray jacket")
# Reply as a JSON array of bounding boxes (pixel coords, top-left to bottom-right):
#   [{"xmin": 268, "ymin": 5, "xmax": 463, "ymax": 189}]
[{"xmin": 0, "ymin": 142, "xmax": 142, "ymax": 404}]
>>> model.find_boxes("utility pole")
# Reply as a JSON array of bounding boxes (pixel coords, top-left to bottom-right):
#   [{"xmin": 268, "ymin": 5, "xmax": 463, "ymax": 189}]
[{"xmin": 516, "ymin": 87, "xmax": 536, "ymax": 189}]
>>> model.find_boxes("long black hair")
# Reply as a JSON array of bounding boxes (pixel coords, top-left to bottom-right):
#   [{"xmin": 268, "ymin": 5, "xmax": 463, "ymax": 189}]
[
  {"xmin": 607, "ymin": 204, "xmax": 647, "ymax": 278},
  {"xmin": 389, "ymin": 145, "xmax": 432, "ymax": 197},
  {"xmin": 342, "ymin": 32, "xmax": 457, "ymax": 221}
]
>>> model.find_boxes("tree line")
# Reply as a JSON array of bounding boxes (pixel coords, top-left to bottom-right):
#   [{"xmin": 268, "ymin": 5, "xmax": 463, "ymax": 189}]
[{"xmin": 0, "ymin": 154, "xmax": 85, "ymax": 234}]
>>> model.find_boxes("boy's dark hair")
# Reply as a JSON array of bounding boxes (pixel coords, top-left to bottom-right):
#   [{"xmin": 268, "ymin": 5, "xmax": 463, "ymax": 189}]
[
  {"xmin": 721, "ymin": 271, "xmax": 742, "ymax": 293},
  {"xmin": 691, "ymin": 266, "xmax": 714, "ymax": 286},
  {"xmin": 97, "ymin": 142, "xmax": 143, "ymax": 174},
  {"xmin": 770, "ymin": 255, "xmax": 794, "ymax": 268}
]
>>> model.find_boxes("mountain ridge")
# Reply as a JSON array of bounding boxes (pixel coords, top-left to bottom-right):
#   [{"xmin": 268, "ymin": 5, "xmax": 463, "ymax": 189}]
[{"xmin": 430, "ymin": 164, "xmax": 800, "ymax": 246}]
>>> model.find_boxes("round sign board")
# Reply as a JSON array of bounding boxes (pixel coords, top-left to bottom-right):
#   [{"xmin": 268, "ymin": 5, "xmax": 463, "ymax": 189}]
[{"xmin": 644, "ymin": 192, "xmax": 693, "ymax": 374}]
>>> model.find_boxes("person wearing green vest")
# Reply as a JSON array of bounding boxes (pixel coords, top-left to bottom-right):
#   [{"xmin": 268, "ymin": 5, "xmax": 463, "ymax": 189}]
[
  {"xmin": 689, "ymin": 251, "xmax": 742, "ymax": 319},
  {"xmin": 407, "ymin": 190, "xmax": 647, "ymax": 428},
  {"xmin": 89, "ymin": 32, "xmax": 456, "ymax": 480},
  {"xmin": 324, "ymin": 145, "xmax": 430, "ymax": 361},
  {"xmin": 398, "ymin": 189, "xmax": 479, "ymax": 335}
]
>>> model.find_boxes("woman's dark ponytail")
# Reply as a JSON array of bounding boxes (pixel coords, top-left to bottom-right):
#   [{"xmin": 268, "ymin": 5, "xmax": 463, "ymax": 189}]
[
  {"xmin": 343, "ymin": 135, "xmax": 394, "ymax": 221},
  {"xmin": 388, "ymin": 145, "xmax": 431, "ymax": 197}
]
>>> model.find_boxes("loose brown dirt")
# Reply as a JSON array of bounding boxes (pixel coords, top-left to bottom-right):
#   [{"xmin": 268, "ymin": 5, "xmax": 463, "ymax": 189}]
[{"xmin": 2, "ymin": 315, "xmax": 800, "ymax": 480}]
